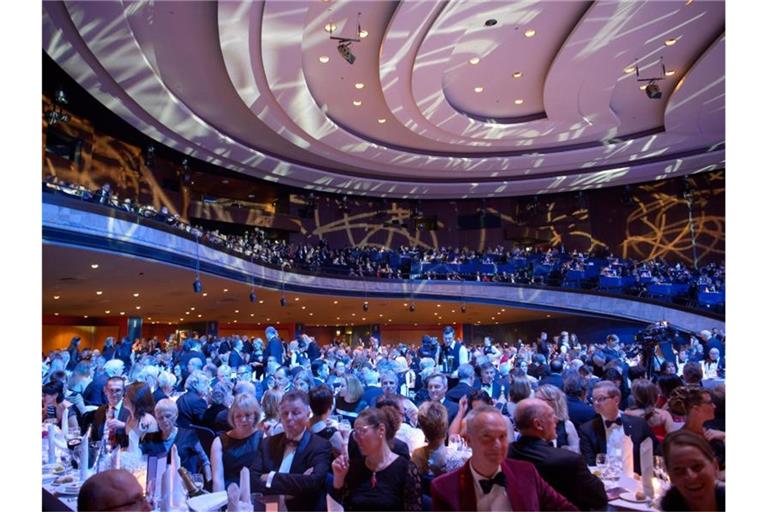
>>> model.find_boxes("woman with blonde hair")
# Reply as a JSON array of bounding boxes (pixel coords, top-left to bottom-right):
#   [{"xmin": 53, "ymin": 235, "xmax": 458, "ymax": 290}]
[
  {"xmin": 260, "ymin": 388, "xmax": 283, "ymax": 436},
  {"xmin": 534, "ymin": 384, "xmax": 580, "ymax": 453},
  {"xmin": 210, "ymin": 393, "xmax": 263, "ymax": 491},
  {"xmin": 334, "ymin": 374, "xmax": 367, "ymax": 421}
]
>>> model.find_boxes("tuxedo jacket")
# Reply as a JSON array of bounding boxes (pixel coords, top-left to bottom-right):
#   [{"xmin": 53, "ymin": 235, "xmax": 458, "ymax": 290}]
[
  {"xmin": 228, "ymin": 350, "xmax": 245, "ymax": 369},
  {"xmin": 441, "ymin": 398, "xmax": 460, "ymax": 425},
  {"xmin": 578, "ymin": 413, "xmax": 660, "ymax": 475},
  {"xmin": 445, "ymin": 382, "xmax": 474, "ymax": 403},
  {"xmin": 262, "ymin": 337, "xmax": 284, "ymax": 366},
  {"xmin": 566, "ymin": 395, "xmax": 597, "ymax": 428},
  {"xmin": 85, "ymin": 404, "xmax": 129, "ymax": 448},
  {"xmin": 472, "ymin": 379, "xmax": 503, "ymax": 400},
  {"xmin": 176, "ymin": 390, "xmax": 208, "ymax": 428},
  {"xmin": 249, "ymin": 430, "xmax": 332, "ymax": 511},
  {"xmin": 508, "ymin": 436, "xmax": 607, "ymax": 511},
  {"xmin": 430, "ymin": 459, "xmax": 577, "ymax": 511}
]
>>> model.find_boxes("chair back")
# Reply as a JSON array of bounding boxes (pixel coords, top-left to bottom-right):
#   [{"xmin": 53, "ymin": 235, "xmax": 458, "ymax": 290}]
[{"xmin": 189, "ymin": 424, "xmax": 216, "ymax": 459}]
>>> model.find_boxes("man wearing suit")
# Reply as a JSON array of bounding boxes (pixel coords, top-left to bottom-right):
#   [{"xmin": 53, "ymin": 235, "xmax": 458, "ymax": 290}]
[
  {"xmin": 563, "ymin": 374, "xmax": 597, "ymax": 428},
  {"xmin": 431, "ymin": 405, "xmax": 576, "ymax": 511},
  {"xmin": 176, "ymin": 371, "xmax": 208, "ymax": 428},
  {"xmin": 541, "ymin": 359, "xmax": 565, "ymax": 390},
  {"xmin": 84, "ymin": 377, "xmax": 129, "ymax": 449},
  {"xmin": 446, "ymin": 364, "xmax": 475, "ymax": 403},
  {"xmin": 250, "ymin": 390, "xmax": 332, "ymax": 511},
  {"xmin": 425, "ymin": 373, "xmax": 459, "ymax": 424},
  {"xmin": 262, "ymin": 326, "xmax": 284, "ymax": 367},
  {"xmin": 228, "ymin": 338, "xmax": 246, "ymax": 369},
  {"xmin": 303, "ymin": 334, "xmax": 321, "ymax": 362},
  {"xmin": 579, "ymin": 381, "xmax": 660, "ymax": 475},
  {"xmin": 509, "ymin": 399, "xmax": 607, "ymax": 511},
  {"xmin": 83, "ymin": 359, "xmax": 124, "ymax": 406},
  {"xmin": 473, "ymin": 362, "xmax": 503, "ymax": 400}
]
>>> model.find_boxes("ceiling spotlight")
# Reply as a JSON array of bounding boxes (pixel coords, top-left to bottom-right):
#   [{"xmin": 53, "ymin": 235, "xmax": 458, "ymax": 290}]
[
  {"xmin": 461, "ymin": 304, "xmax": 467, "ymax": 313},
  {"xmin": 53, "ymin": 295, "xmax": 60, "ymax": 300},
  {"xmin": 337, "ymin": 41, "xmax": 356, "ymax": 64},
  {"xmin": 324, "ymin": 23, "xmax": 336, "ymax": 33},
  {"xmin": 408, "ymin": 303, "xmax": 416, "ymax": 312},
  {"xmin": 624, "ymin": 65, "xmax": 637, "ymax": 74},
  {"xmin": 319, "ymin": 56, "xmax": 330, "ymax": 64},
  {"xmin": 665, "ymin": 70, "xmax": 676, "ymax": 76},
  {"xmin": 665, "ymin": 38, "xmax": 677, "ymax": 47},
  {"xmin": 524, "ymin": 29, "xmax": 536, "ymax": 38},
  {"xmin": 96, "ymin": 291, "xmax": 103, "ymax": 295},
  {"xmin": 512, "ymin": 71, "xmax": 523, "ymax": 78},
  {"xmin": 354, "ymin": 82, "xmax": 365, "ymax": 89},
  {"xmin": 280, "ymin": 297, "xmax": 287, "ymax": 307},
  {"xmin": 249, "ymin": 291, "xmax": 257, "ymax": 303},
  {"xmin": 363, "ymin": 301, "xmax": 369, "ymax": 312},
  {"xmin": 474, "ymin": 86, "xmax": 484, "ymax": 93},
  {"xmin": 132, "ymin": 292, "xmax": 140, "ymax": 297},
  {"xmin": 377, "ymin": 118, "xmax": 386, "ymax": 124},
  {"xmin": 514, "ymin": 99, "xmax": 524, "ymax": 105},
  {"xmin": 645, "ymin": 81, "xmax": 662, "ymax": 99},
  {"xmin": 469, "ymin": 57, "xmax": 480, "ymax": 65},
  {"xmin": 353, "ymin": 100, "xmax": 362, "ymax": 106},
  {"xmin": 485, "ymin": 19, "xmax": 498, "ymax": 27},
  {"xmin": 193, "ymin": 278, "xmax": 203, "ymax": 293},
  {"xmin": 90, "ymin": 264, "xmax": 99, "ymax": 269}
]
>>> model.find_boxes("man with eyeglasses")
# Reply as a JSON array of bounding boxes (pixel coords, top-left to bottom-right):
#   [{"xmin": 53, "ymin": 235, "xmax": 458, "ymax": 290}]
[
  {"xmin": 84, "ymin": 376, "xmax": 129, "ymax": 449},
  {"xmin": 578, "ymin": 381, "xmax": 659, "ymax": 475},
  {"xmin": 77, "ymin": 469, "xmax": 151, "ymax": 511}
]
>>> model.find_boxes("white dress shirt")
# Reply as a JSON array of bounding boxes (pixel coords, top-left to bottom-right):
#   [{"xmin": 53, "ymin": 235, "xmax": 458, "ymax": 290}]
[{"xmin": 469, "ymin": 462, "xmax": 512, "ymax": 512}]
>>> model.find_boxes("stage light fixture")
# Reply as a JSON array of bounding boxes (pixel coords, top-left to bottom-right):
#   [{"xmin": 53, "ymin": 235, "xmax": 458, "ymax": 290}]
[
  {"xmin": 337, "ymin": 41, "xmax": 355, "ymax": 65},
  {"xmin": 461, "ymin": 304, "xmax": 467, "ymax": 313},
  {"xmin": 193, "ymin": 278, "xmax": 202, "ymax": 294},
  {"xmin": 645, "ymin": 81, "xmax": 662, "ymax": 99},
  {"xmin": 280, "ymin": 297, "xmax": 287, "ymax": 307},
  {"xmin": 363, "ymin": 301, "xmax": 369, "ymax": 312},
  {"xmin": 409, "ymin": 303, "xmax": 416, "ymax": 312},
  {"xmin": 249, "ymin": 291, "xmax": 257, "ymax": 303}
]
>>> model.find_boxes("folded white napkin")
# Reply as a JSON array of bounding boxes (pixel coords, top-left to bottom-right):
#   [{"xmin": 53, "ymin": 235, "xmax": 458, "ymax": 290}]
[{"xmin": 187, "ymin": 491, "xmax": 228, "ymax": 512}]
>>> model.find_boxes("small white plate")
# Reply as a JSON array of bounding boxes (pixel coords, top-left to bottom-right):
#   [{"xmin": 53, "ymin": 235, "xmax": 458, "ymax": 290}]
[
  {"xmin": 58, "ymin": 483, "xmax": 82, "ymax": 496},
  {"xmin": 620, "ymin": 491, "xmax": 651, "ymax": 503}
]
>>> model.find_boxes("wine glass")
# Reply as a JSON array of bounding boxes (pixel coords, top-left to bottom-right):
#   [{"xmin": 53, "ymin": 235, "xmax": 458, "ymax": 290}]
[{"xmin": 67, "ymin": 437, "xmax": 82, "ymax": 469}]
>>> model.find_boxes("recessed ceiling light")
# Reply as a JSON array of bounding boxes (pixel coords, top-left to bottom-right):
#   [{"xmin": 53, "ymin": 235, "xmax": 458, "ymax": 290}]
[
  {"xmin": 324, "ymin": 23, "xmax": 336, "ymax": 33},
  {"xmin": 259, "ymin": 300, "xmax": 264, "ymax": 304},
  {"xmin": 234, "ymin": 310, "xmax": 239, "ymax": 313},
  {"xmin": 640, "ymin": 84, "xmax": 647, "ymax": 91},
  {"xmin": 301, "ymin": 306, "xmax": 306, "ymax": 310},
  {"xmin": 469, "ymin": 57, "xmax": 480, "ymax": 65},
  {"xmin": 222, "ymin": 179, "xmax": 229, "ymax": 185},
  {"xmin": 54, "ymin": 313, "xmax": 59, "ymax": 316},
  {"xmin": 120, "ymin": 312, "xmax": 125, "ymax": 315},
  {"xmin": 377, "ymin": 118, "xmax": 386, "ymax": 124},
  {"xmin": 624, "ymin": 65, "xmax": 636, "ymax": 74},
  {"xmin": 359, "ymin": 29, "xmax": 368, "ymax": 38},
  {"xmin": 96, "ymin": 291, "xmax": 103, "ymax": 295},
  {"xmin": 524, "ymin": 28, "xmax": 536, "ymax": 38},
  {"xmin": 104, "ymin": 310, "xmax": 110, "ymax": 314},
  {"xmin": 319, "ymin": 55, "xmax": 330, "ymax": 64},
  {"xmin": 294, "ymin": 297, "xmax": 300, "ymax": 301},
  {"xmin": 223, "ymin": 289, "xmax": 228, "ymax": 293},
  {"xmin": 133, "ymin": 293, "xmax": 140, "ymax": 297},
  {"xmin": 665, "ymin": 70, "xmax": 676, "ymax": 76},
  {"xmin": 333, "ymin": 300, "xmax": 339, "ymax": 304},
  {"xmin": 53, "ymin": 295, "xmax": 60, "ymax": 300},
  {"xmin": 136, "ymin": 306, "xmax": 141, "ymax": 310},
  {"xmin": 190, "ymin": 307, "xmax": 195, "ymax": 311},
  {"xmin": 90, "ymin": 264, "xmax": 99, "ymax": 269},
  {"xmin": 354, "ymin": 83, "xmax": 364, "ymax": 89},
  {"xmin": 474, "ymin": 86, "xmax": 484, "ymax": 93},
  {"xmin": 512, "ymin": 71, "xmax": 523, "ymax": 78},
  {"xmin": 309, "ymin": 312, "xmax": 314, "ymax": 316},
  {"xmin": 203, "ymin": 292, "xmax": 208, "ymax": 297},
  {"xmin": 665, "ymin": 38, "xmax": 677, "ymax": 46},
  {"xmin": 198, "ymin": 314, "xmax": 202, "ymax": 318},
  {"xmin": 514, "ymin": 99, "xmax": 524, "ymax": 104},
  {"xmin": 84, "ymin": 315, "xmax": 88, "ymax": 319},
  {"xmin": 353, "ymin": 100, "xmax": 362, "ymax": 106}
]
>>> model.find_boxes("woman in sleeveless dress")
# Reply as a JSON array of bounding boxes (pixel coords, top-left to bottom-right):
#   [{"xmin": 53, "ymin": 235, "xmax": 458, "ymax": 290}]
[{"xmin": 211, "ymin": 394, "xmax": 263, "ymax": 491}]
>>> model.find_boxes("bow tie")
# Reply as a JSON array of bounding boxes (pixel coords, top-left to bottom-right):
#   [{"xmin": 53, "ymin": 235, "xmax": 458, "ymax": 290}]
[
  {"xmin": 284, "ymin": 437, "xmax": 301, "ymax": 448},
  {"xmin": 478, "ymin": 472, "xmax": 507, "ymax": 494},
  {"xmin": 605, "ymin": 418, "xmax": 622, "ymax": 428}
]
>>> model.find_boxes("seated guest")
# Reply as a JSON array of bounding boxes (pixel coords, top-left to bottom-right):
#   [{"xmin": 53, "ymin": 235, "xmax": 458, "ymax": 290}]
[
  {"xmin": 541, "ymin": 359, "xmax": 565, "ymax": 390},
  {"xmin": 176, "ymin": 371, "xmax": 209, "ymax": 428},
  {"xmin": 624, "ymin": 378, "xmax": 675, "ymax": 441},
  {"xmin": 445, "ymin": 364, "xmax": 475, "ymax": 403},
  {"xmin": 473, "ymin": 362, "xmax": 503, "ymax": 400},
  {"xmin": 682, "ymin": 362, "xmax": 704, "ymax": 387},
  {"xmin": 534, "ymin": 384, "xmax": 580, "ymax": 453},
  {"xmin": 360, "ymin": 366, "xmax": 384, "ymax": 406},
  {"xmin": 656, "ymin": 374, "xmax": 684, "ymax": 409},
  {"xmin": 347, "ymin": 395, "xmax": 411, "ymax": 462},
  {"xmin": 704, "ymin": 385, "xmax": 725, "ymax": 432},
  {"xmin": 330, "ymin": 406, "xmax": 422, "ymax": 510},
  {"xmin": 563, "ymin": 373, "xmax": 596, "ymax": 428},
  {"xmin": 202, "ymin": 381, "xmax": 231, "ymax": 432},
  {"xmin": 412, "ymin": 400, "xmax": 464, "ymax": 502},
  {"xmin": 83, "ymin": 359, "xmax": 124, "ymax": 407},
  {"xmin": 509, "ymin": 398, "xmax": 607, "ymax": 511},
  {"xmin": 448, "ymin": 390, "xmax": 496, "ymax": 439},
  {"xmin": 701, "ymin": 348, "xmax": 725, "ymax": 379},
  {"xmin": 334, "ymin": 374, "xmax": 367, "ymax": 421},
  {"xmin": 77, "ymin": 469, "xmax": 151, "ymax": 512},
  {"xmin": 123, "ymin": 381, "xmax": 158, "ymax": 440},
  {"xmin": 292, "ymin": 372, "xmax": 313, "ymax": 393},
  {"xmin": 42, "ymin": 381, "xmax": 79, "ymax": 432},
  {"xmin": 84, "ymin": 376, "xmax": 130, "ymax": 449},
  {"xmin": 152, "ymin": 370, "xmax": 176, "ymax": 404},
  {"xmin": 260, "ymin": 388, "xmax": 283, "ymax": 436},
  {"xmin": 431, "ymin": 405, "xmax": 576, "ymax": 511},
  {"xmin": 307, "ymin": 385, "xmax": 346, "ymax": 456},
  {"xmin": 496, "ymin": 374, "xmax": 532, "ymax": 427},
  {"xmin": 211, "ymin": 394, "xmax": 263, "ymax": 491},
  {"xmin": 660, "ymin": 430, "xmax": 724, "ymax": 511},
  {"xmin": 666, "ymin": 386, "xmax": 725, "ymax": 470},
  {"xmin": 249, "ymin": 390, "xmax": 332, "ymax": 511},
  {"xmin": 142, "ymin": 399, "xmax": 211, "ymax": 481},
  {"xmin": 424, "ymin": 373, "xmax": 459, "ymax": 424},
  {"xmin": 578, "ymin": 381, "xmax": 659, "ymax": 475}
]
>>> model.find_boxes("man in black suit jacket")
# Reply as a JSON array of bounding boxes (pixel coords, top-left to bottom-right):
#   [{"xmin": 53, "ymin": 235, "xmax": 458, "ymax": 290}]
[
  {"xmin": 425, "ymin": 373, "xmax": 459, "ymax": 424},
  {"xmin": 509, "ymin": 398, "xmax": 607, "ymax": 511},
  {"xmin": 445, "ymin": 364, "xmax": 475, "ymax": 403},
  {"xmin": 176, "ymin": 372, "xmax": 208, "ymax": 428},
  {"xmin": 228, "ymin": 339, "xmax": 246, "ymax": 369},
  {"xmin": 473, "ymin": 362, "xmax": 503, "ymax": 400},
  {"xmin": 579, "ymin": 381, "xmax": 660, "ymax": 475},
  {"xmin": 83, "ymin": 377, "xmax": 129, "ymax": 448},
  {"xmin": 541, "ymin": 359, "xmax": 565, "ymax": 390},
  {"xmin": 262, "ymin": 326, "xmax": 284, "ymax": 367},
  {"xmin": 564, "ymin": 374, "xmax": 597, "ymax": 428},
  {"xmin": 250, "ymin": 390, "xmax": 331, "ymax": 511}
]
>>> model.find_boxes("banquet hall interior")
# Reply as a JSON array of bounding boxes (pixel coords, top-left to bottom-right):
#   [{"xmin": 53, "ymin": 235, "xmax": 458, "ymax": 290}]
[{"xmin": 38, "ymin": 1, "xmax": 730, "ymax": 511}]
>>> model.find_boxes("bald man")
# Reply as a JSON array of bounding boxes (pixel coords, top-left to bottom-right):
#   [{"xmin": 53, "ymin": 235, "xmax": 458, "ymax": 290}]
[
  {"xmin": 77, "ymin": 469, "xmax": 151, "ymax": 511},
  {"xmin": 509, "ymin": 399, "xmax": 607, "ymax": 511},
  {"xmin": 431, "ymin": 405, "xmax": 576, "ymax": 511}
]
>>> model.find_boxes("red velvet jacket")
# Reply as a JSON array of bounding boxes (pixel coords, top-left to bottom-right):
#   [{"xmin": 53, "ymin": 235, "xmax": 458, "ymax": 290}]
[{"xmin": 430, "ymin": 459, "xmax": 577, "ymax": 511}]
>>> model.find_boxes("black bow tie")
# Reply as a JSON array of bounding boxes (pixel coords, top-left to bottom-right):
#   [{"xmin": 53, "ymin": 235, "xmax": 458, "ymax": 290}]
[
  {"xmin": 605, "ymin": 418, "xmax": 622, "ymax": 428},
  {"xmin": 284, "ymin": 437, "xmax": 300, "ymax": 448},
  {"xmin": 478, "ymin": 472, "xmax": 507, "ymax": 494}
]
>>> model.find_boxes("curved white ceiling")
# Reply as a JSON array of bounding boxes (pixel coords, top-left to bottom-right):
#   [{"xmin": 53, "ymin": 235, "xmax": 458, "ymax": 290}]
[{"xmin": 42, "ymin": 0, "xmax": 725, "ymax": 199}]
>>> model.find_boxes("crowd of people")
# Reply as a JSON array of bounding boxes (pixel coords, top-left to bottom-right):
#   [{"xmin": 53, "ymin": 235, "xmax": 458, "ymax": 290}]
[
  {"xmin": 45, "ymin": 323, "xmax": 725, "ymax": 511},
  {"xmin": 44, "ymin": 177, "xmax": 724, "ymax": 311}
]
